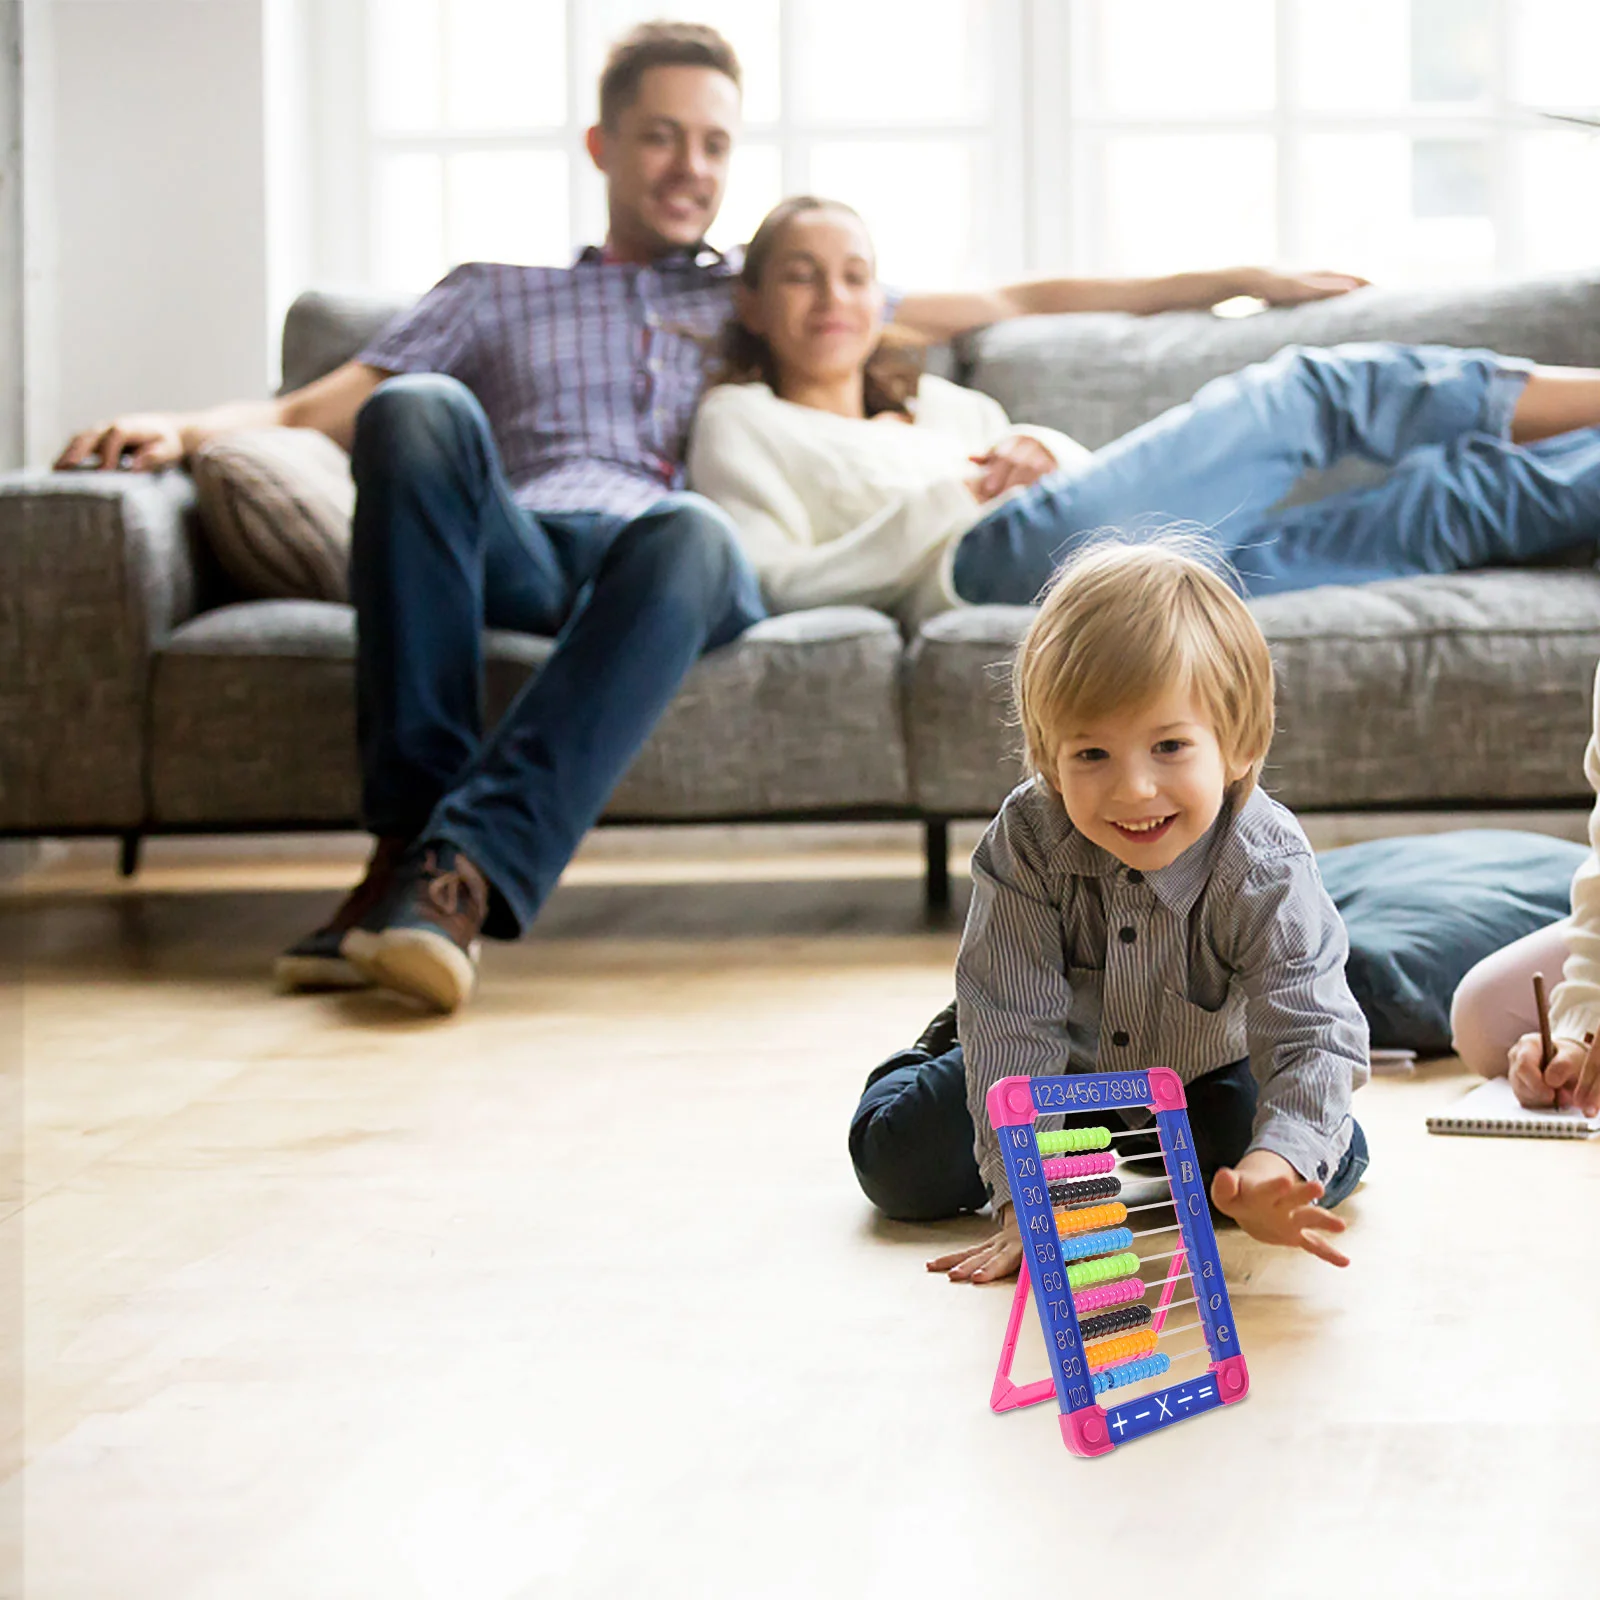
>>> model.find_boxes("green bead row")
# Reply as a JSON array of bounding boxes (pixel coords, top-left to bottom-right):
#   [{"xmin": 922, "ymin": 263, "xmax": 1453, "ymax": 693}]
[
  {"xmin": 1066, "ymin": 1250, "xmax": 1140, "ymax": 1290},
  {"xmin": 1036, "ymin": 1125, "xmax": 1112, "ymax": 1155}
]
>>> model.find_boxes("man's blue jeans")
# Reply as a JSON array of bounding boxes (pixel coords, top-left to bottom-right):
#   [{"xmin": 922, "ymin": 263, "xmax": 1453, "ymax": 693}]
[
  {"xmin": 349, "ymin": 374, "xmax": 765, "ymax": 937},
  {"xmin": 953, "ymin": 342, "xmax": 1600, "ymax": 602}
]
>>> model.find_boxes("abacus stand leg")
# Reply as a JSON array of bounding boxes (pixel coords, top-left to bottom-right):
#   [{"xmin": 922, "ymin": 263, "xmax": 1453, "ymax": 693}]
[
  {"xmin": 923, "ymin": 819, "xmax": 950, "ymax": 914},
  {"xmin": 118, "ymin": 832, "xmax": 143, "ymax": 879}
]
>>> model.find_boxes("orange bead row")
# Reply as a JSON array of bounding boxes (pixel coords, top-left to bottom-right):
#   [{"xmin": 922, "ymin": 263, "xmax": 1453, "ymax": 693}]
[
  {"xmin": 1084, "ymin": 1327, "xmax": 1158, "ymax": 1372},
  {"xmin": 1054, "ymin": 1200, "xmax": 1129, "ymax": 1236}
]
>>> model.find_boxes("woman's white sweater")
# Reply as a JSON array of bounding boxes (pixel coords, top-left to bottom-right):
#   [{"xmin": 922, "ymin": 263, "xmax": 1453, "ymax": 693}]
[
  {"xmin": 687, "ymin": 375, "xmax": 1088, "ymax": 628},
  {"xmin": 1550, "ymin": 662, "xmax": 1600, "ymax": 1043}
]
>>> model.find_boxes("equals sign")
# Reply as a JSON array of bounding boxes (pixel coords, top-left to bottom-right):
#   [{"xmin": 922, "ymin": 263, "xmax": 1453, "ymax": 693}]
[{"xmin": 1198, "ymin": 1385, "xmax": 1214, "ymax": 1398}]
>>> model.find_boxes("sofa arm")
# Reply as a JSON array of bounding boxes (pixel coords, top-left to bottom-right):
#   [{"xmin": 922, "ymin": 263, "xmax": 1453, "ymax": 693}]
[{"xmin": 0, "ymin": 469, "xmax": 203, "ymax": 830}]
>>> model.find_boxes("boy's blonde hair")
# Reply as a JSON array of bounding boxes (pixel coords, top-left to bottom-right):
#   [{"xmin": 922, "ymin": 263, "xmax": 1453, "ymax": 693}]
[{"xmin": 1015, "ymin": 537, "xmax": 1276, "ymax": 796}]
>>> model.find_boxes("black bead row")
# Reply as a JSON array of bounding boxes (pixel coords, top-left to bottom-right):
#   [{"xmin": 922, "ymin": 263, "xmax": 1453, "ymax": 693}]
[
  {"xmin": 1047, "ymin": 1175, "xmax": 1121, "ymax": 1207},
  {"xmin": 1078, "ymin": 1302, "xmax": 1153, "ymax": 1342}
]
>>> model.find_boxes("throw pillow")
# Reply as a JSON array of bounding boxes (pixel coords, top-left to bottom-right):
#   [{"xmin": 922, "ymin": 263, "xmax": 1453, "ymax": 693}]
[
  {"xmin": 1319, "ymin": 830, "xmax": 1587, "ymax": 1055},
  {"xmin": 190, "ymin": 427, "xmax": 354, "ymax": 602}
]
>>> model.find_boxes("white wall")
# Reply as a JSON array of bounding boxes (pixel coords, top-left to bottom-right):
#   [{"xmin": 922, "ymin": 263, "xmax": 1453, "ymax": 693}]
[
  {"xmin": 45, "ymin": 0, "xmax": 273, "ymax": 455},
  {"xmin": 1, "ymin": 3, "xmax": 22, "ymax": 470}
]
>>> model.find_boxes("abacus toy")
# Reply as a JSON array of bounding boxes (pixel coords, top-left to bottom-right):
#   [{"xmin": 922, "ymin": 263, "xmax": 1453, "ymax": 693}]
[{"xmin": 986, "ymin": 1068, "xmax": 1248, "ymax": 1457}]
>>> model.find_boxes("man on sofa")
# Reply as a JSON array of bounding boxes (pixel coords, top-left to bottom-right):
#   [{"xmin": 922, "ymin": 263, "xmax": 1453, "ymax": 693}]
[{"xmin": 54, "ymin": 20, "xmax": 1363, "ymax": 1014}]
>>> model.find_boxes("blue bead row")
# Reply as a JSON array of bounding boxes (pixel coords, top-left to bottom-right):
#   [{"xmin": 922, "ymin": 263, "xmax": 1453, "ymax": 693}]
[{"xmin": 1092, "ymin": 1352, "xmax": 1171, "ymax": 1396}]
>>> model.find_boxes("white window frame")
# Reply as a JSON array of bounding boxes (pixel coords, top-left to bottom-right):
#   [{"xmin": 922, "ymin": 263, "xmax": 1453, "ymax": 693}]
[
  {"xmin": 306, "ymin": 0, "xmax": 1597, "ymax": 294},
  {"xmin": 1028, "ymin": 0, "xmax": 1598, "ymax": 282},
  {"xmin": 306, "ymin": 0, "xmax": 1029, "ymax": 291}
]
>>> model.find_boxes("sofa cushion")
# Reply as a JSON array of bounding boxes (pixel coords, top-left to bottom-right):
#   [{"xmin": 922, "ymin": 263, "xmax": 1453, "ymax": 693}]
[
  {"xmin": 280, "ymin": 290, "xmax": 411, "ymax": 394},
  {"xmin": 960, "ymin": 270, "xmax": 1600, "ymax": 450},
  {"xmin": 906, "ymin": 569, "xmax": 1600, "ymax": 818},
  {"xmin": 190, "ymin": 429, "xmax": 354, "ymax": 602},
  {"xmin": 148, "ymin": 602, "xmax": 911, "ymax": 825},
  {"xmin": 1320, "ymin": 830, "xmax": 1587, "ymax": 1054}
]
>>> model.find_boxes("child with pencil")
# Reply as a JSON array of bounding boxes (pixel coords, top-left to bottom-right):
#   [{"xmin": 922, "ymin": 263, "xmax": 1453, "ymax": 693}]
[
  {"xmin": 848, "ymin": 538, "xmax": 1370, "ymax": 1279},
  {"xmin": 1450, "ymin": 661, "xmax": 1600, "ymax": 1118}
]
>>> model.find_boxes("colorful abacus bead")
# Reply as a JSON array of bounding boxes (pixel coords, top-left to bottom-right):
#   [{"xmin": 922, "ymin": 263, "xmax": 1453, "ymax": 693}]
[
  {"xmin": 1036, "ymin": 1126, "xmax": 1112, "ymax": 1155},
  {"xmin": 1065, "ymin": 1250, "xmax": 1140, "ymax": 1290},
  {"xmin": 1047, "ymin": 1175, "xmax": 1120, "ymax": 1207},
  {"xmin": 1092, "ymin": 1352, "xmax": 1171, "ymax": 1396},
  {"xmin": 1078, "ymin": 1303, "xmax": 1153, "ymax": 1343},
  {"xmin": 1058, "ymin": 1226, "xmax": 1134, "ymax": 1262},
  {"xmin": 1072, "ymin": 1276, "xmax": 1146, "ymax": 1314},
  {"xmin": 1054, "ymin": 1201, "xmax": 1128, "ymax": 1236},
  {"xmin": 1083, "ymin": 1328, "xmax": 1158, "ymax": 1371},
  {"xmin": 1041, "ymin": 1151, "xmax": 1116, "ymax": 1182}
]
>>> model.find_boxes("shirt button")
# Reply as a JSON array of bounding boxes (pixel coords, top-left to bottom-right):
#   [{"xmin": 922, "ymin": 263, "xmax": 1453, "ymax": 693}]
[
  {"xmin": 1119, "ymin": 926, "xmax": 1137, "ymax": 943},
  {"xmin": 1317, "ymin": 1160, "xmax": 1330, "ymax": 1181},
  {"xmin": 1111, "ymin": 1030, "xmax": 1130, "ymax": 1048},
  {"xmin": 1126, "ymin": 870, "xmax": 1144, "ymax": 885}
]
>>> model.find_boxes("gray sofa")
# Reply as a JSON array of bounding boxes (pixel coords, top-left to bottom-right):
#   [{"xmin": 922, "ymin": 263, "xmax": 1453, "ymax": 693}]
[{"xmin": 5, "ymin": 271, "xmax": 1600, "ymax": 905}]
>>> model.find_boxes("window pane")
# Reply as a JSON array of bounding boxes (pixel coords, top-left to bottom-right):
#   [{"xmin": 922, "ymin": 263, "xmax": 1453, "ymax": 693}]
[
  {"xmin": 1514, "ymin": 130, "xmax": 1600, "ymax": 273},
  {"xmin": 1410, "ymin": 0, "xmax": 1491, "ymax": 103},
  {"xmin": 1097, "ymin": 135, "xmax": 1274, "ymax": 276},
  {"xmin": 1081, "ymin": 0, "xmax": 1274, "ymax": 117},
  {"xmin": 794, "ymin": 1, "xmax": 991, "ymax": 124},
  {"xmin": 808, "ymin": 141, "xmax": 983, "ymax": 287},
  {"xmin": 1511, "ymin": 0, "xmax": 1600, "ymax": 106},
  {"xmin": 583, "ymin": 0, "xmax": 781, "ymax": 125},
  {"xmin": 445, "ymin": 151, "xmax": 571, "ymax": 267},
  {"xmin": 706, "ymin": 143, "xmax": 783, "ymax": 255},
  {"xmin": 375, "ymin": 152, "xmax": 446, "ymax": 291},
  {"xmin": 1411, "ymin": 138, "xmax": 1490, "ymax": 218},
  {"xmin": 1299, "ymin": 133, "xmax": 1495, "ymax": 284},
  {"xmin": 369, "ymin": 0, "xmax": 443, "ymax": 134},
  {"xmin": 443, "ymin": 0, "xmax": 565, "ymax": 130},
  {"xmin": 1295, "ymin": 0, "xmax": 1409, "ymax": 110}
]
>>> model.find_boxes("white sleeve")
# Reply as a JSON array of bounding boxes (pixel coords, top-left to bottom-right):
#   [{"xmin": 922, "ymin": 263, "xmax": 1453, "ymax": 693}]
[
  {"xmin": 689, "ymin": 387, "xmax": 976, "ymax": 614},
  {"xmin": 917, "ymin": 377, "xmax": 1091, "ymax": 472},
  {"xmin": 1549, "ymin": 663, "xmax": 1600, "ymax": 1041}
]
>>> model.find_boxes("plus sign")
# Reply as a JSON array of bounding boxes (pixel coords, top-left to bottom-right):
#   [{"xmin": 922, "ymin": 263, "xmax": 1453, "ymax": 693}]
[{"xmin": 1111, "ymin": 1412, "xmax": 1128, "ymax": 1437}]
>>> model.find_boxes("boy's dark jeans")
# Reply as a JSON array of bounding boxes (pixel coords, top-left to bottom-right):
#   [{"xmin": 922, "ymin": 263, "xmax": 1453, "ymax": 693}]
[{"xmin": 849, "ymin": 1019, "xmax": 1369, "ymax": 1223}]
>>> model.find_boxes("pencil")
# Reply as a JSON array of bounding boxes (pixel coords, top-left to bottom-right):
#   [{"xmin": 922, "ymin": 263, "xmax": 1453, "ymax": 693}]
[{"xmin": 1533, "ymin": 971, "xmax": 1555, "ymax": 1070}]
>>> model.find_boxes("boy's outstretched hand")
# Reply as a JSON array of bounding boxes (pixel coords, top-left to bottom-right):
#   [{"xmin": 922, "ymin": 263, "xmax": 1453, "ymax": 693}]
[
  {"xmin": 1210, "ymin": 1150, "xmax": 1350, "ymax": 1268},
  {"xmin": 927, "ymin": 1203, "xmax": 1022, "ymax": 1282}
]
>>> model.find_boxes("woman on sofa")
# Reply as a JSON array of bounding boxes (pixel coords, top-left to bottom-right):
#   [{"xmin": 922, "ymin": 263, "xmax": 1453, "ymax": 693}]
[{"xmin": 689, "ymin": 196, "xmax": 1600, "ymax": 624}]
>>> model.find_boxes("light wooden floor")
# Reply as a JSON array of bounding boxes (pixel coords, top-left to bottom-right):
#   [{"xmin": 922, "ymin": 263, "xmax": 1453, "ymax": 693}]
[{"xmin": 2, "ymin": 829, "xmax": 1597, "ymax": 1600}]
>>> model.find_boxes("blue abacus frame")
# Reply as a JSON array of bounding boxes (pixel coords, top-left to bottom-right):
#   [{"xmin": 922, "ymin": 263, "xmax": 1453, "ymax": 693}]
[{"xmin": 989, "ymin": 1067, "xmax": 1250, "ymax": 1456}]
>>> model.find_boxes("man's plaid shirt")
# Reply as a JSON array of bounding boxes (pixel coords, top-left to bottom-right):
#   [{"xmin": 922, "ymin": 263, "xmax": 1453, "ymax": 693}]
[{"xmin": 358, "ymin": 245, "xmax": 739, "ymax": 518}]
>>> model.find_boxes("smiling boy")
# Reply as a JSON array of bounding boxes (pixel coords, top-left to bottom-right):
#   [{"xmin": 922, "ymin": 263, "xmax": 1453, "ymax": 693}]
[{"xmin": 851, "ymin": 539, "xmax": 1370, "ymax": 1277}]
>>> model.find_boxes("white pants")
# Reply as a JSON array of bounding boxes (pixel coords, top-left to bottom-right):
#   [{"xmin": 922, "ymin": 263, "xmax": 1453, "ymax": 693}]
[{"xmin": 1449, "ymin": 919, "xmax": 1571, "ymax": 1077}]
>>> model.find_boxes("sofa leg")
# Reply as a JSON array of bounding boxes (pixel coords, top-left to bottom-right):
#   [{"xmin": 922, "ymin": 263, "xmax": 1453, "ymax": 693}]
[
  {"xmin": 924, "ymin": 820, "xmax": 950, "ymax": 914},
  {"xmin": 118, "ymin": 831, "xmax": 143, "ymax": 879}
]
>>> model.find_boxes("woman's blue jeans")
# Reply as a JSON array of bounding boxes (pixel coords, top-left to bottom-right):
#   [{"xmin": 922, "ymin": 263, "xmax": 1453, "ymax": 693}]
[
  {"xmin": 952, "ymin": 342, "xmax": 1600, "ymax": 602},
  {"xmin": 349, "ymin": 374, "xmax": 766, "ymax": 937}
]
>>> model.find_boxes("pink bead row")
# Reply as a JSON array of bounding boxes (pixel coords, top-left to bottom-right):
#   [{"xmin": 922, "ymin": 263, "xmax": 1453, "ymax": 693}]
[
  {"xmin": 1042, "ymin": 1150, "xmax": 1116, "ymax": 1181},
  {"xmin": 1072, "ymin": 1276, "xmax": 1146, "ymax": 1314}
]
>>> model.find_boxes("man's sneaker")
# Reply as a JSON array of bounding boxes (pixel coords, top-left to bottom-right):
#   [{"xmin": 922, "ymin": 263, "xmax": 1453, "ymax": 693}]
[
  {"xmin": 343, "ymin": 842, "xmax": 488, "ymax": 1014},
  {"xmin": 274, "ymin": 835, "xmax": 408, "ymax": 992}
]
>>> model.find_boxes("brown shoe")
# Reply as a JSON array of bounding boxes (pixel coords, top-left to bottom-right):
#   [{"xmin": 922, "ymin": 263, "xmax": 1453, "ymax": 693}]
[
  {"xmin": 274, "ymin": 835, "xmax": 409, "ymax": 991},
  {"xmin": 343, "ymin": 843, "xmax": 488, "ymax": 1013}
]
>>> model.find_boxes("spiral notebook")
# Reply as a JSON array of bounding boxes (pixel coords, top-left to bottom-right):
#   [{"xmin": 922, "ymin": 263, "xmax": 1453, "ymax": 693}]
[{"xmin": 1426, "ymin": 1076, "xmax": 1600, "ymax": 1140}]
